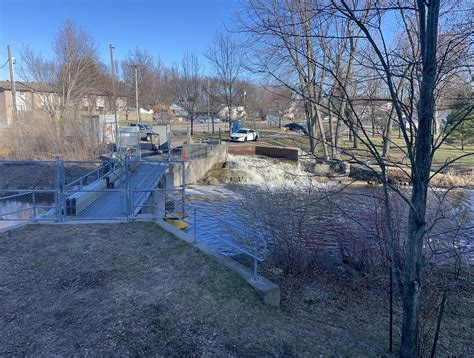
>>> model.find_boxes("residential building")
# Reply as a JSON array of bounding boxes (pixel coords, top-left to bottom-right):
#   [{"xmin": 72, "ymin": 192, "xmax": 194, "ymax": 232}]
[{"xmin": 0, "ymin": 80, "xmax": 129, "ymax": 127}]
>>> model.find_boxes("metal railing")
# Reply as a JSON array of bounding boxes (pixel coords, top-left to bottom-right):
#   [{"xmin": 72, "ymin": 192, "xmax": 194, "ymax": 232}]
[
  {"xmin": 191, "ymin": 207, "xmax": 268, "ymax": 280},
  {"xmin": 64, "ymin": 161, "xmax": 114, "ymax": 190}
]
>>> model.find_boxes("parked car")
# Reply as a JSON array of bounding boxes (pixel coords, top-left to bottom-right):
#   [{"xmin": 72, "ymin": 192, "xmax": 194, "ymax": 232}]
[
  {"xmin": 127, "ymin": 123, "xmax": 153, "ymax": 141},
  {"xmin": 283, "ymin": 122, "xmax": 308, "ymax": 135},
  {"xmin": 198, "ymin": 116, "xmax": 220, "ymax": 123},
  {"xmin": 230, "ymin": 128, "xmax": 259, "ymax": 142}
]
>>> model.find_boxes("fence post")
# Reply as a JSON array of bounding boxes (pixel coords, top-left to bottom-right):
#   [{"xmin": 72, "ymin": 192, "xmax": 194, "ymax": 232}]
[
  {"xmin": 32, "ymin": 191, "xmax": 37, "ymax": 222},
  {"xmin": 168, "ymin": 124, "xmax": 172, "ymax": 161},
  {"xmin": 187, "ymin": 127, "xmax": 191, "ymax": 159},
  {"xmin": 181, "ymin": 160, "xmax": 186, "ymax": 214},
  {"xmin": 253, "ymin": 236, "xmax": 260, "ymax": 281},
  {"xmin": 218, "ymin": 128, "xmax": 222, "ymax": 144},
  {"xmin": 193, "ymin": 208, "xmax": 197, "ymax": 244},
  {"xmin": 54, "ymin": 157, "xmax": 63, "ymax": 222},
  {"xmin": 126, "ymin": 156, "xmax": 131, "ymax": 221}
]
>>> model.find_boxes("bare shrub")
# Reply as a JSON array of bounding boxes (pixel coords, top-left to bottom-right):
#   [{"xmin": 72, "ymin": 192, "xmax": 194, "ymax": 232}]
[
  {"xmin": 235, "ymin": 183, "xmax": 333, "ymax": 276},
  {"xmin": 329, "ymin": 189, "xmax": 408, "ymax": 274},
  {"xmin": 236, "ymin": 183, "xmax": 472, "ymax": 278},
  {"xmin": 5, "ymin": 112, "xmax": 106, "ymax": 160}
]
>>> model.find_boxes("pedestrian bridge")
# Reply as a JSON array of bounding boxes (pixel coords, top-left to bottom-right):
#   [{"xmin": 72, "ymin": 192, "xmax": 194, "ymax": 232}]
[
  {"xmin": 0, "ymin": 157, "xmax": 180, "ymax": 223},
  {"xmin": 59, "ymin": 158, "xmax": 181, "ymax": 221}
]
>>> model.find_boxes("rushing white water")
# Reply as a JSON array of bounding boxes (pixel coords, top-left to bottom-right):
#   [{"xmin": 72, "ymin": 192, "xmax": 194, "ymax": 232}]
[{"xmin": 223, "ymin": 154, "xmax": 327, "ymax": 189}]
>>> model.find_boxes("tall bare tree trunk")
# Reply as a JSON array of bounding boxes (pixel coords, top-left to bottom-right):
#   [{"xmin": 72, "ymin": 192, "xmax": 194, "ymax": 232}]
[
  {"xmin": 314, "ymin": 104, "xmax": 329, "ymax": 158},
  {"xmin": 328, "ymin": 103, "xmax": 335, "ymax": 157},
  {"xmin": 383, "ymin": 112, "xmax": 393, "ymax": 157},
  {"xmin": 304, "ymin": 101, "xmax": 317, "ymax": 154},
  {"xmin": 400, "ymin": 1, "xmax": 440, "ymax": 356}
]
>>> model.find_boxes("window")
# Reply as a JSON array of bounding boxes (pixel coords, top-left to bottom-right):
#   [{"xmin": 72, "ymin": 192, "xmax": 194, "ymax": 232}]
[{"xmin": 96, "ymin": 97, "xmax": 105, "ymax": 108}]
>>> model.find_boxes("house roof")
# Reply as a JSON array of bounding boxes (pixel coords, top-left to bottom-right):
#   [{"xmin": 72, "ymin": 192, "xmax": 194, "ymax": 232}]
[
  {"xmin": 0, "ymin": 80, "xmax": 56, "ymax": 93},
  {"xmin": 0, "ymin": 80, "xmax": 129, "ymax": 98}
]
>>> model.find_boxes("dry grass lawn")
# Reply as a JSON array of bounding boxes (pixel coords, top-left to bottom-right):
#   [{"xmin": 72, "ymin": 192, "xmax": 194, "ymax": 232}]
[{"xmin": 0, "ymin": 223, "xmax": 471, "ymax": 356}]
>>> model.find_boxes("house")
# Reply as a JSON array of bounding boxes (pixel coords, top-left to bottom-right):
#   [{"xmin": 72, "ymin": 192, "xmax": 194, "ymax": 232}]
[
  {"xmin": 218, "ymin": 106, "xmax": 246, "ymax": 120},
  {"xmin": 0, "ymin": 80, "xmax": 129, "ymax": 127},
  {"xmin": 170, "ymin": 103, "xmax": 188, "ymax": 121}
]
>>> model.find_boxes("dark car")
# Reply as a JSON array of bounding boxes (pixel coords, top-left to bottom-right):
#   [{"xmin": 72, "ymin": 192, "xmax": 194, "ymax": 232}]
[{"xmin": 283, "ymin": 122, "xmax": 308, "ymax": 135}]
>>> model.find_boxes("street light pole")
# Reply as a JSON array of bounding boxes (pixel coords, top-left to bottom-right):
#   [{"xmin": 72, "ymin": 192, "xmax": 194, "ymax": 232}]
[
  {"xmin": 7, "ymin": 45, "xmax": 18, "ymax": 125},
  {"xmin": 133, "ymin": 64, "xmax": 140, "ymax": 123},
  {"xmin": 109, "ymin": 44, "xmax": 118, "ymax": 142}
]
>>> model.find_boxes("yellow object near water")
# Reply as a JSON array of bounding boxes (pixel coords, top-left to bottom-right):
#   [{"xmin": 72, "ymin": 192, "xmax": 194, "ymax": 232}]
[{"xmin": 164, "ymin": 212, "xmax": 189, "ymax": 231}]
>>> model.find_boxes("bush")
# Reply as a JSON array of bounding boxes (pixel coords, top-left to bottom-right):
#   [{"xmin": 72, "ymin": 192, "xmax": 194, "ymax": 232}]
[{"xmin": 3, "ymin": 112, "xmax": 107, "ymax": 160}]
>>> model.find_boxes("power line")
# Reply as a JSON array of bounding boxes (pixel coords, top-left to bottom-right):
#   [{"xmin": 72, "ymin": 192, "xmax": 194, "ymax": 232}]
[{"xmin": 0, "ymin": 59, "xmax": 9, "ymax": 69}]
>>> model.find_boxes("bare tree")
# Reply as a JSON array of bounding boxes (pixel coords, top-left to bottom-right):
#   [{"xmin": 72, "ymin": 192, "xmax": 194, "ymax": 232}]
[
  {"xmin": 172, "ymin": 53, "xmax": 203, "ymax": 135},
  {"xmin": 121, "ymin": 48, "xmax": 159, "ymax": 111},
  {"xmin": 54, "ymin": 20, "xmax": 100, "ymax": 118},
  {"xmin": 239, "ymin": 0, "xmax": 473, "ymax": 355},
  {"xmin": 20, "ymin": 47, "xmax": 59, "ymax": 121},
  {"xmin": 206, "ymin": 31, "xmax": 244, "ymax": 131},
  {"xmin": 19, "ymin": 20, "xmax": 103, "ymax": 155}
]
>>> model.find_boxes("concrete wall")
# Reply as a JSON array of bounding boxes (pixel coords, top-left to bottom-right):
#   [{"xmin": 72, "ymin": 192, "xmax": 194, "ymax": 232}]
[
  {"xmin": 173, "ymin": 143, "xmax": 227, "ymax": 185},
  {"xmin": 228, "ymin": 145, "xmax": 299, "ymax": 161},
  {"xmin": 227, "ymin": 146, "xmax": 256, "ymax": 156}
]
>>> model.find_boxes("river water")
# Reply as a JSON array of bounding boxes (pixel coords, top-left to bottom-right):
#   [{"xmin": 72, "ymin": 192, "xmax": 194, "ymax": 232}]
[
  {"xmin": 186, "ymin": 184, "xmax": 473, "ymax": 262},
  {"xmin": 185, "ymin": 155, "xmax": 473, "ymax": 264}
]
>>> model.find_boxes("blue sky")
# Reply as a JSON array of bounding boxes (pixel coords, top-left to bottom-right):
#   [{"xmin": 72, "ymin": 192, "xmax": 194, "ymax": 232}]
[{"xmin": 0, "ymin": 0, "xmax": 241, "ymax": 80}]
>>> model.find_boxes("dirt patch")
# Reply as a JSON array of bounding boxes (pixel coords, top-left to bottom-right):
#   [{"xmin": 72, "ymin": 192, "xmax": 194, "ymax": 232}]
[
  {"xmin": 235, "ymin": 253, "xmax": 473, "ymax": 357},
  {"xmin": 1, "ymin": 223, "xmax": 471, "ymax": 356}
]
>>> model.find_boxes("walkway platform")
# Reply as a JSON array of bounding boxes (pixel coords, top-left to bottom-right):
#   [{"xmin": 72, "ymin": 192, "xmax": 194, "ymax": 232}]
[{"xmin": 63, "ymin": 161, "xmax": 168, "ymax": 220}]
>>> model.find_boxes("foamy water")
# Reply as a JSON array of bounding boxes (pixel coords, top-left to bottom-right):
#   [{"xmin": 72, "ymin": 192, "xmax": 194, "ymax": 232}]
[{"xmin": 224, "ymin": 154, "xmax": 327, "ymax": 189}]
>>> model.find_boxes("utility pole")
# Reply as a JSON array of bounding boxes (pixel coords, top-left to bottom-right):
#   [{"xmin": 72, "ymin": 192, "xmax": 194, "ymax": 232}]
[
  {"xmin": 7, "ymin": 45, "xmax": 17, "ymax": 126},
  {"xmin": 244, "ymin": 89, "xmax": 250, "ymax": 129},
  {"xmin": 133, "ymin": 64, "xmax": 140, "ymax": 122},
  {"xmin": 207, "ymin": 78, "xmax": 214, "ymax": 134},
  {"xmin": 109, "ymin": 44, "xmax": 118, "ymax": 142}
]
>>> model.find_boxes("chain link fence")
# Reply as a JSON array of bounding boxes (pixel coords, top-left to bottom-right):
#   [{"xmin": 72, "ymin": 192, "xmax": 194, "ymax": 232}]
[{"xmin": 0, "ymin": 158, "xmax": 184, "ymax": 226}]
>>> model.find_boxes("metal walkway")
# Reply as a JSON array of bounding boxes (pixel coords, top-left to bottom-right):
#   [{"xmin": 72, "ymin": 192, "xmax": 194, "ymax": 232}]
[{"xmin": 75, "ymin": 161, "xmax": 168, "ymax": 219}]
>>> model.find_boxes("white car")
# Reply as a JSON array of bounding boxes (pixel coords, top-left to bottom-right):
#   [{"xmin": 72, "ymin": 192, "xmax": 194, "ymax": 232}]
[{"xmin": 230, "ymin": 128, "xmax": 259, "ymax": 142}]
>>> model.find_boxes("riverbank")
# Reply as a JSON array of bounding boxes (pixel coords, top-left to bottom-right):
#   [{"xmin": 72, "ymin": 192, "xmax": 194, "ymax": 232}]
[{"xmin": 1, "ymin": 223, "xmax": 471, "ymax": 355}]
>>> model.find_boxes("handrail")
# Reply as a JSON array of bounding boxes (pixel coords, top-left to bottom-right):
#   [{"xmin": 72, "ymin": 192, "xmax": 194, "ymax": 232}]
[
  {"xmin": 64, "ymin": 162, "xmax": 113, "ymax": 189},
  {"xmin": 196, "ymin": 214, "xmax": 268, "ymax": 261}
]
